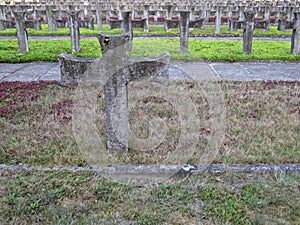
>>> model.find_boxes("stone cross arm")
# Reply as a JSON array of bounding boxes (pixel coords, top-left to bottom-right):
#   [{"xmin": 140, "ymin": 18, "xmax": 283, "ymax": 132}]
[{"xmin": 126, "ymin": 52, "xmax": 170, "ymax": 85}]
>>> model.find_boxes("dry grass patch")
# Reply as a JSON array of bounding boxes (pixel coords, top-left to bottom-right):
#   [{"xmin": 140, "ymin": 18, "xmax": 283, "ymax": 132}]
[{"xmin": 0, "ymin": 80, "xmax": 299, "ymax": 166}]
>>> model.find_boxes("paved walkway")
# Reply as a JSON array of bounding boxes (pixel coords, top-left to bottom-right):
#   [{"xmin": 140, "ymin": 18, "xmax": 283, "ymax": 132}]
[
  {"xmin": 1, "ymin": 34, "xmax": 299, "ymax": 82},
  {"xmin": 0, "ymin": 61, "xmax": 299, "ymax": 82}
]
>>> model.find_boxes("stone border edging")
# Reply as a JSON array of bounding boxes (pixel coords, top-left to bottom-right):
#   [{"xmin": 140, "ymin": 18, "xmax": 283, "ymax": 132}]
[{"xmin": 1, "ymin": 163, "xmax": 299, "ymax": 175}]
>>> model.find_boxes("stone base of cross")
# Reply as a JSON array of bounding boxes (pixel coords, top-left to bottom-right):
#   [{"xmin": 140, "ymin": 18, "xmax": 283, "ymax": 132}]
[{"xmin": 59, "ymin": 33, "xmax": 170, "ymax": 155}]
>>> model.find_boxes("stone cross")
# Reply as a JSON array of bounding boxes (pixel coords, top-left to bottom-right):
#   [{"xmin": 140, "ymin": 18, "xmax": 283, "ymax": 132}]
[
  {"xmin": 227, "ymin": 4, "xmax": 233, "ymax": 20},
  {"xmin": 0, "ymin": 5, "xmax": 8, "ymax": 20},
  {"xmin": 121, "ymin": 10, "xmax": 133, "ymax": 42},
  {"xmin": 57, "ymin": 4, "xmax": 63, "ymax": 20},
  {"xmin": 165, "ymin": 4, "xmax": 173, "ymax": 20},
  {"xmin": 59, "ymin": 33, "xmax": 170, "ymax": 155},
  {"xmin": 275, "ymin": 6, "xmax": 281, "ymax": 23},
  {"xmin": 189, "ymin": 5, "xmax": 195, "ymax": 21},
  {"xmin": 243, "ymin": 10, "xmax": 255, "ymax": 54},
  {"xmin": 142, "ymin": 4, "xmax": 149, "ymax": 32},
  {"xmin": 67, "ymin": 8, "xmax": 80, "ymax": 53},
  {"xmin": 238, "ymin": 5, "xmax": 246, "ymax": 22},
  {"xmin": 95, "ymin": 1, "xmax": 102, "ymax": 31},
  {"xmin": 286, "ymin": 5, "xmax": 294, "ymax": 22},
  {"xmin": 199, "ymin": 2, "xmax": 206, "ymax": 23},
  {"xmin": 45, "ymin": 5, "xmax": 55, "ymax": 31},
  {"xmin": 154, "ymin": 7, "xmax": 161, "ymax": 21},
  {"xmin": 0, "ymin": 5, "xmax": 13, "ymax": 30},
  {"xmin": 214, "ymin": 3, "xmax": 222, "ymax": 34},
  {"xmin": 11, "ymin": 10, "xmax": 29, "ymax": 53},
  {"xmin": 291, "ymin": 12, "xmax": 300, "ymax": 54},
  {"xmin": 118, "ymin": 4, "xmax": 125, "ymax": 20},
  {"xmin": 78, "ymin": 4, "xmax": 85, "ymax": 21},
  {"xmin": 30, "ymin": 4, "xmax": 37, "ymax": 21},
  {"xmin": 205, "ymin": 3, "xmax": 211, "ymax": 19},
  {"xmin": 179, "ymin": 10, "xmax": 190, "ymax": 54},
  {"xmin": 200, "ymin": 1, "xmax": 210, "ymax": 19},
  {"xmin": 263, "ymin": 4, "xmax": 271, "ymax": 21},
  {"xmin": 98, "ymin": 34, "xmax": 170, "ymax": 154}
]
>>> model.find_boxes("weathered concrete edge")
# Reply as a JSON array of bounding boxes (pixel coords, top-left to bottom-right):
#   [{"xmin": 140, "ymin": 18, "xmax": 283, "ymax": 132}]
[{"xmin": 0, "ymin": 163, "xmax": 299, "ymax": 174}]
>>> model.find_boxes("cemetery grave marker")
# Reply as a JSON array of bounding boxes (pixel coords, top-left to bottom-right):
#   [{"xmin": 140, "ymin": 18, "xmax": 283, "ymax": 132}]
[
  {"xmin": 243, "ymin": 10, "xmax": 255, "ymax": 54},
  {"xmin": 121, "ymin": 10, "xmax": 133, "ymax": 41},
  {"xmin": 214, "ymin": 3, "xmax": 222, "ymax": 34},
  {"xmin": 291, "ymin": 12, "xmax": 300, "ymax": 54},
  {"xmin": 45, "ymin": 5, "xmax": 55, "ymax": 31},
  {"xmin": 142, "ymin": 4, "xmax": 149, "ymax": 32},
  {"xmin": 0, "ymin": 5, "xmax": 14, "ymax": 30},
  {"xmin": 180, "ymin": 10, "xmax": 189, "ymax": 54},
  {"xmin": 95, "ymin": 1, "xmax": 102, "ymax": 30},
  {"xmin": 59, "ymin": 33, "xmax": 170, "ymax": 154},
  {"xmin": 11, "ymin": 9, "xmax": 28, "ymax": 53},
  {"xmin": 67, "ymin": 8, "xmax": 80, "ymax": 53}
]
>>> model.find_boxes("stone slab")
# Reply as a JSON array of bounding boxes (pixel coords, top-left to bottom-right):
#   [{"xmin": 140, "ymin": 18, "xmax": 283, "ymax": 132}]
[
  {"xmin": 1, "ymin": 163, "xmax": 300, "ymax": 175},
  {"xmin": 4, "ymin": 73, "xmax": 41, "ymax": 81},
  {"xmin": 3, "ymin": 63, "xmax": 58, "ymax": 81},
  {"xmin": 0, "ymin": 63, "xmax": 26, "ymax": 73},
  {"xmin": 39, "ymin": 65, "xmax": 61, "ymax": 81},
  {"xmin": 0, "ymin": 72, "xmax": 9, "ymax": 80},
  {"xmin": 211, "ymin": 62, "xmax": 300, "ymax": 81},
  {"xmin": 171, "ymin": 61, "xmax": 221, "ymax": 80}
]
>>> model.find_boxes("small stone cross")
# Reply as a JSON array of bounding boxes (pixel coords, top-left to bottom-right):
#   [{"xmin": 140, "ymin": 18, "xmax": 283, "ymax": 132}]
[
  {"xmin": 243, "ymin": 10, "xmax": 255, "ymax": 54},
  {"xmin": 291, "ymin": 12, "xmax": 300, "ymax": 54},
  {"xmin": 11, "ymin": 10, "xmax": 29, "ymax": 53},
  {"xmin": 67, "ymin": 9, "xmax": 80, "ymax": 53}
]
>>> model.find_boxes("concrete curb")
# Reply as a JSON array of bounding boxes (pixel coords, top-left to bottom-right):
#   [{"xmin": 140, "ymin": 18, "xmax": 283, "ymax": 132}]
[{"xmin": 1, "ymin": 163, "xmax": 300, "ymax": 175}]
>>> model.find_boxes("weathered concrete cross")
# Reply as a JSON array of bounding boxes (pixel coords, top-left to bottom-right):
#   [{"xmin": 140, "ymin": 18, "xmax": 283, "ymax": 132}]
[
  {"xmin": 67, "ymin": 8, "xmax": 80, "ymax": 53},
  {"xmin": 242, "ymin": 10, "xmax": 256, "ymax": 54},
  {"xmin": 291, "ymin": 12, "xmax": 300, "ymax": 54},
  {"xmin": 59, "ymin": 33, "xmax": 170, "ymax": 155},
  {"xmin": 10, "ymin": 9, "xmax": 29, "ymax": 53}
]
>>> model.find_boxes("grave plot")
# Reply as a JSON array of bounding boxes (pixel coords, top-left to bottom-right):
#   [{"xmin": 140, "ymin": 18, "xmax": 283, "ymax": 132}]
[
  {"xmin": 60, "ymin": 33, "xmax": 170, "ymax": 156},
  {"xmin": 1, "ymin": 73, "xmax": 299, "ymax": 223}
]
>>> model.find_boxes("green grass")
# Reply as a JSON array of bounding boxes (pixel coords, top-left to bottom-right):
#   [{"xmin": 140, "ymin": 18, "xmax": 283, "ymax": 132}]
[
  {"xmin": 0, "ymin": 22, "xmax": 297, "ymax": 63},
  {"xmin": 0, "ymin": 38, "xmax": 299, "ymax": 63},
  {"xmin": 128, "ymin": 39, "xmax": 300, "ymax": 61},
  {"xmin": 0, "ymin": 169, "xmax": 299, "ymax": 224},
  {"xmin": 0, "ymin": 24, "xmax": 293, "ymax": 37}
]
